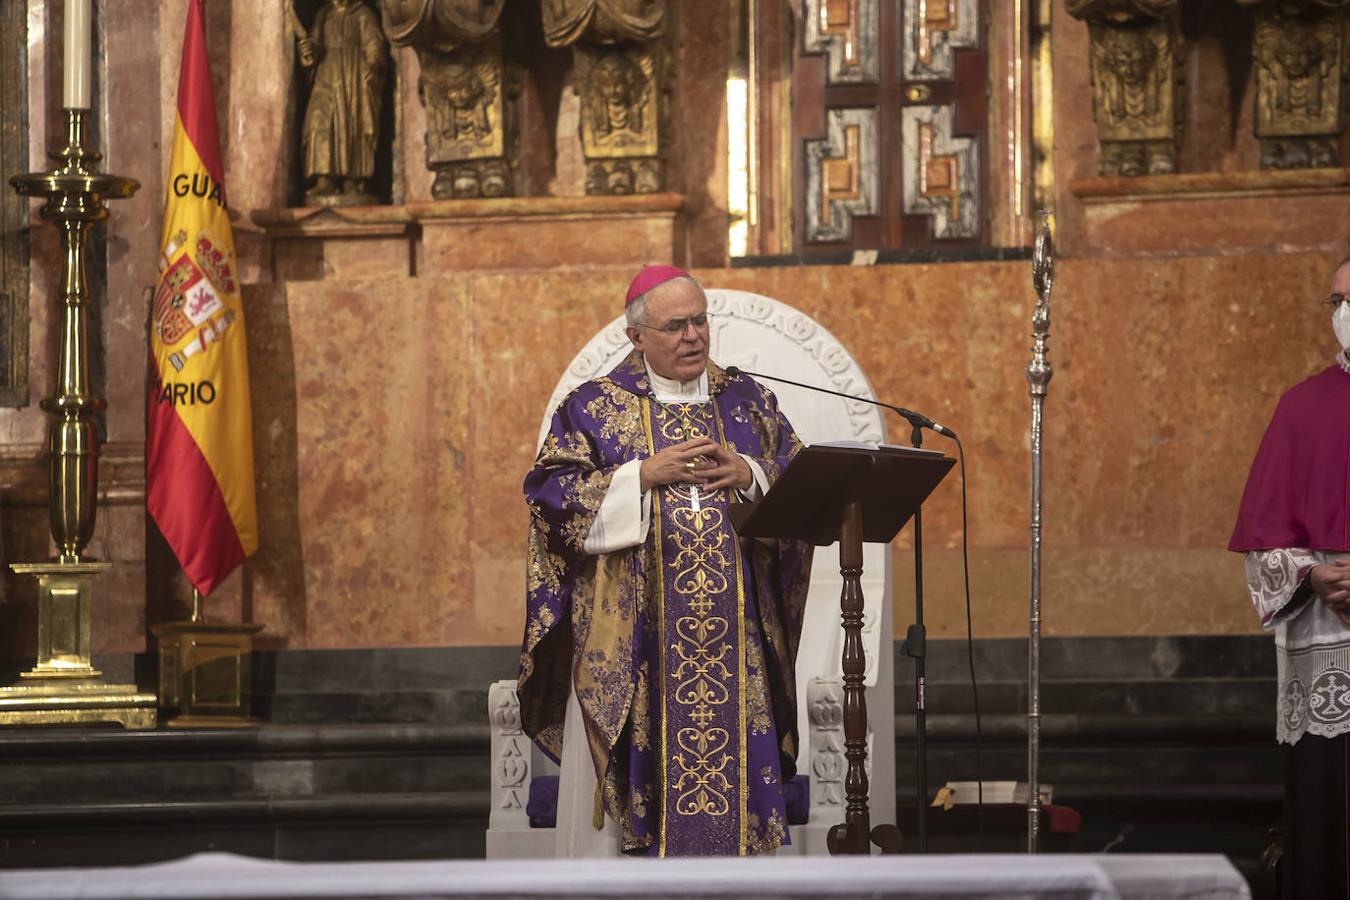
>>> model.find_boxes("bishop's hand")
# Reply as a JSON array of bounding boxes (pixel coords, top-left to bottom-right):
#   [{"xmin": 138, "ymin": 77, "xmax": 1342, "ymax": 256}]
[
  {"xmin": 639, "ymin": 437, "xmax": 720, "ymax": 492},
  {"xmin": 696, "ymin": 442, "xmax": 753, "ymax": 493},
  {"xmin": 1311, "ymin": 560, "xmax": 1350, "ymax": 625}
]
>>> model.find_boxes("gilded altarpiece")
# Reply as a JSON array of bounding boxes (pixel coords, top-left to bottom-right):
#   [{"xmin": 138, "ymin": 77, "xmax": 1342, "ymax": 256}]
[
  {"xmin": 0, "ymin": 0, "xmax": 28, "ymax": 406},
  {"xmin": 794, "ymin": 0, "xmax": 987, "ymax": 254}
]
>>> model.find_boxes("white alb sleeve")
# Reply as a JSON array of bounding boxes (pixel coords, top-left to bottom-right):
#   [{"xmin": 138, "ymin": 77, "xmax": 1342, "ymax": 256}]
[
  {"xmin": 737, "ymin": 455, "xmax": 769, "ymax": 500},
  {"xmin": 582, "ymin": 459, "xmax": 652, "ymax": 554}
]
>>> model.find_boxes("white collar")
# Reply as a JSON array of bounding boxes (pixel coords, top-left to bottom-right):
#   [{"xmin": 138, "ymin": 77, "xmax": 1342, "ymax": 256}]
[
  {"xmin": 1338, "ymin": 350, "xmax": 1350, "ymax": 376},
  {"xmin": 644, "ymin": 359, "xmax": 709, "ymax": 403}
]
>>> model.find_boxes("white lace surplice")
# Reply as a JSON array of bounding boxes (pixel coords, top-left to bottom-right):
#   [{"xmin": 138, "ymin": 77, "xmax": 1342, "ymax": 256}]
[{"xmin": 1245, "ymin": 548, "xmax": 1350, "ymax": 744}]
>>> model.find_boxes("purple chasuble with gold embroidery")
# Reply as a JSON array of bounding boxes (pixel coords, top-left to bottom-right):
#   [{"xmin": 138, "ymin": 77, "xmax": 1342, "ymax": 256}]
[{"xmin": 518, "ymin": 350, "xmax": 812, "ymax": 855}]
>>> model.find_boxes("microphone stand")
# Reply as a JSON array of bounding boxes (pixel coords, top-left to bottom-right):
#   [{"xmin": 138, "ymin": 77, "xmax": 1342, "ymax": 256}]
[{"xmin": 723, "ymin": 366, "xmax": 950, "ymax": 853}]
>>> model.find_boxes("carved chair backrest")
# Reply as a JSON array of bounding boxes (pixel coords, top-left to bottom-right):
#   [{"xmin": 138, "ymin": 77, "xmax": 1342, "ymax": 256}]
[{"xmin": 537, "ymin": 288, "xmax": 894, "ymax": 749}]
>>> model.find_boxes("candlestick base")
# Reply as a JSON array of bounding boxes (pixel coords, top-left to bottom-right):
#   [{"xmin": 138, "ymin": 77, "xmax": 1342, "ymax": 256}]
[
  {"xmin": 0, "ymin": 562, "xmax": 157, "ymax": 728},
  {"xmin": 0, "ymin": 680, "xmax": 157, "ymax": 728}
]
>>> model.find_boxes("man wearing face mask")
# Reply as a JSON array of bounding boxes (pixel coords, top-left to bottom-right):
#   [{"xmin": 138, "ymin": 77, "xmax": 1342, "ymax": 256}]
[
  {"xmin": 518, "ymin": 266, "xmax": 812, "ymax": 857},
  {"xmin": 1231, "ymin": 255, "xmax": 1350, "ymax": 899}
]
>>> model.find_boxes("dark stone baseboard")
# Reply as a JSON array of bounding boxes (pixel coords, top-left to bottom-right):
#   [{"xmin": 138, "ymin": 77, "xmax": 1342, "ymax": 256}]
[{"xmin": 0, "ymin": 634, "xmax": 1283, "ymax": 880}]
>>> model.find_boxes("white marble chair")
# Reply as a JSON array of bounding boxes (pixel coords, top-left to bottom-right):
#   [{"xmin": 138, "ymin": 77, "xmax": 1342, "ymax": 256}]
[{"xmin": 487, "ymin": 289, "xmax": 896, "ymax": 858}]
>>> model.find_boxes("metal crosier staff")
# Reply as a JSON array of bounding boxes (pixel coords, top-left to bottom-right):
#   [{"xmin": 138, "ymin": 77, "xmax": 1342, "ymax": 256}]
[{"xmin": 1025, "ymin": 209, "xmax": 1054, "ymax": 852}]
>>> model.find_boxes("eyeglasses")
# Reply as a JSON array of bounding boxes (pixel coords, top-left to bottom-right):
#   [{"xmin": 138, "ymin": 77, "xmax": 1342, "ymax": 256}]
[
  {"xmin": 1325, "ymin": 293, "xmax": 1347, "ymax": 309},
  {"xmin": 636, "ymin": 312, "xmax": 711, "ymax": 335}
]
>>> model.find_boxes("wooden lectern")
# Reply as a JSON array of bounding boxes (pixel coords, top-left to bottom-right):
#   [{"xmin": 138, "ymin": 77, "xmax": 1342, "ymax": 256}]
[{"xmin": 732, "ymin": 443, "xmax": 954, "ymax": 855}]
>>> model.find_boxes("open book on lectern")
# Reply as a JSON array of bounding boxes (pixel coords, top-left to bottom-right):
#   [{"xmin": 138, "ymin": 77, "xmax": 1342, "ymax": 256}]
[{"xmin": 729, "ymin": 440, "xmax": 955, "ymax": 546}]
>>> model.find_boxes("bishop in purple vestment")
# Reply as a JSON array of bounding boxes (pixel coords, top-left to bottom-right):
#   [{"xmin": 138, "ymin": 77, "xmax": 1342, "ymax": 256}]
[{"xmin": 518, "ymin": 267, "xmax": 811, "ymax": 855}]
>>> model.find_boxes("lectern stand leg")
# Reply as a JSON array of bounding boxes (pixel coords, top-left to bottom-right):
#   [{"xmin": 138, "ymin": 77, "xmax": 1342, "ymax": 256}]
[{"xmin": 827, "ymin": 500, "xmax": 903, "ymax": 855}]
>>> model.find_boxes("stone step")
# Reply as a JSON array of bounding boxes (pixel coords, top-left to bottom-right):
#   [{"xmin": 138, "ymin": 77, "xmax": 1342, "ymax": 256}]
[
  {"xmin": 895, "ymin": 712, "xmax": 1274, "ymax": 742},
  {"xmin": 913, "ymin": 677, "xmax": 1274, "ymax": 717},
  {"xmin": 904, "ymin": 743, "xmax": 1282, "ymax": 790},
  {"xmin": 917, "ymin": 635, "xmax": 1275, "ymax": 683},
  {"xmin": 0, "ymin": 791, "xmax": 490, "ymax": 867},
  {"xmin": 0, "ymin": 724, "xmax": 490, "ymax": 804}
]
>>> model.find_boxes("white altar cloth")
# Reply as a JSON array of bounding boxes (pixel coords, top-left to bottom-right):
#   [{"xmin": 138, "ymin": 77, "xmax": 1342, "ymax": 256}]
[{"xmin": 0, "ymin": 852, "xmax": 1249, "ymax": 900}]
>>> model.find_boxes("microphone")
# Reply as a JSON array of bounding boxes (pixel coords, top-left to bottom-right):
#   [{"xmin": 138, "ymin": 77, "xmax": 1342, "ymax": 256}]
[{"xmin": 723, "ymin": 365, "xmax": 958, "ymax": 440}]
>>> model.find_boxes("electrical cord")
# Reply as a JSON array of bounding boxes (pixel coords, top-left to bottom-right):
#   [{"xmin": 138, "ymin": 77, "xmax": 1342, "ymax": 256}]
[{"xmin": 953, "ymin": 436, "xmax": 985, "ymax": 838}]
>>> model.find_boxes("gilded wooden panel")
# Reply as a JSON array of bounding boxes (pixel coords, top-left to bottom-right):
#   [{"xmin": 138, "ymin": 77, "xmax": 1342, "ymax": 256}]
[{"xmin": 0, "ymin": 0, "xmax": 29, "ymax": 407}]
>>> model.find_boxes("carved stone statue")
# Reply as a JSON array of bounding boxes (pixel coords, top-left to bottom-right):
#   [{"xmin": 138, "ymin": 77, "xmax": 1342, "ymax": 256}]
[
  {"xmin": 294, "ymin": 0, "xmax": 389, "ymax": 206},
  {"xmin": 1249, "ymin": 2, "xmax": 1346, "ymax": 169},
  {"xmin": 380, "ymin": 0, "xmax": 518, "ymax": 199},
  {"xmin": 1068, "ymin": 0, "xmax": 1182, "ymax": 177},
  {"xmin": 544, "ymin": 0, "xmax": 668, "ymax": 195}
]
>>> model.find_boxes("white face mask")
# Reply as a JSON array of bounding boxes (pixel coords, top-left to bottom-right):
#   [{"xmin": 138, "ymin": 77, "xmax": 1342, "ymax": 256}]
[{"xmin": 1334, "ymin": 301, "xmax": 1350, "ymax": 351}]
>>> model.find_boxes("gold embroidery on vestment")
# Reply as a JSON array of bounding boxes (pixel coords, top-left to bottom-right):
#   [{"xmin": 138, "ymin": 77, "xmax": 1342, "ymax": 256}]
[
  {"xmin": 713, "ymin": 403, "xmax": 752, "ymax": 856},
  {"xmin": 654, "ymin": 400, "xmax": 738, "ymax": 827},
  {"xmin": 643, "ymin": 397, "xmax": 670, "ymax": 858}
]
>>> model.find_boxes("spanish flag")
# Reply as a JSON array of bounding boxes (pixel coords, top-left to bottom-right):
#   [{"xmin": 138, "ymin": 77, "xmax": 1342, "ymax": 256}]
[{"xmin": 147, "ymin": 0, "xmax": 257, "ymax": 596}]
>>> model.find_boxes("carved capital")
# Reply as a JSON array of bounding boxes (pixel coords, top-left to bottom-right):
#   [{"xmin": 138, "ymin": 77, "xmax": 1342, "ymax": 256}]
[
  {"xmin": 380, "ymin": 1, "xmax": 518, "ymax": 198},
  {"xmin": 381, "ymin": 0, "xmax": 506, "ymax": 49},
  {"xmin": 542, "ymin": 0, "xmax": 666, "ymax": 48},
  {"xmin": 1252, "ymin": 4, "xmax": 1345, "ymax": 168},
  {"xmin": 1065, "ymin": 0, "xmax": 1178, "ymax": 22},
  {"xmin": 415, "ymin": 40, "xmax": 521, "ymax": 198},
  {"xmin": 1069, "ymin": 2, "xmax": 1184, "ymax": 176},
  {"xmin": 573, "ymin": 43, "xmax": 667, "ymax": 195}
]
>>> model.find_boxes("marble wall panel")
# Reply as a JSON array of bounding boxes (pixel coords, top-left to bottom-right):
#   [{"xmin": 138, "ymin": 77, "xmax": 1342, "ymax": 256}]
[
  {"xmin": 1073, "ymin": 186, "xmax": 1350, "ymax": 259},
  {"xmin": 416, "ymin": 202, "xmax": 685, "ymax": 273},
  {"xmin": 245, "ymin": 277, "xmax": 471, "ymax": 649},
  {"xmin": 101, "ymin": 0, "xmax": 160, "ymax": 445},
  {"xmin": 0, "ymin": 0, "xmax": 62, "ymax": 448}
]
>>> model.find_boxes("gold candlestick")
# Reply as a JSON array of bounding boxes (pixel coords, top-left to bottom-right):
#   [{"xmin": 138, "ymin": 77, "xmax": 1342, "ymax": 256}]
[{"xmin": 1, "ymin": 109, "xmax": 156, "ymax": 728}]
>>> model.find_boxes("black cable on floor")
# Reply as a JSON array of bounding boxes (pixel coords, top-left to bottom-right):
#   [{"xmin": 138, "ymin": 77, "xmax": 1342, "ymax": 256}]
[{"xmin": 954, "ymin": 436, "xmax": 984, "ymax": 840}]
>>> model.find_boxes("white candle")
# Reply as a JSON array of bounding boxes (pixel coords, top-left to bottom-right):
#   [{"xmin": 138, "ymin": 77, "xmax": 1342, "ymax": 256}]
[{"xmin": 63, "ymin": 0, "xmax": 91, "ymax": 109}]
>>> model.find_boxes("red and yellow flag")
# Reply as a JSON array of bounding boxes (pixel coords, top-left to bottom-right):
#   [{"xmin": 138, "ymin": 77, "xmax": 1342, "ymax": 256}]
[{"xmin": 147, "ymin": 0, "xmax": 257, "ymax": 596}]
